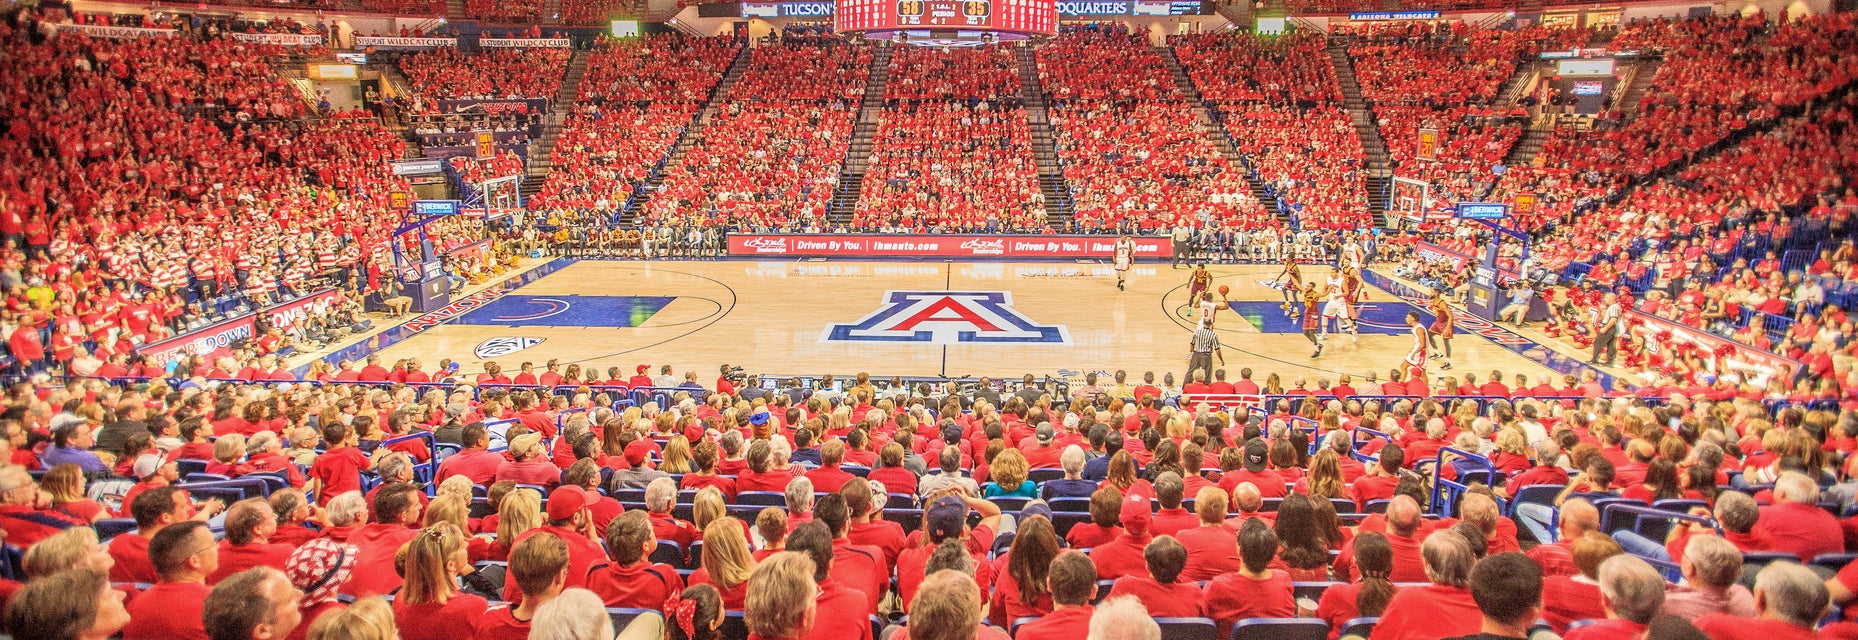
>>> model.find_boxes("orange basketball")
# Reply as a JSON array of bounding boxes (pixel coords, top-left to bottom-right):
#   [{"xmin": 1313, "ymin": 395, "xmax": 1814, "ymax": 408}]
[{"xmin": 1217, "ymin": 285, "xmax": 1230, "ymax": 296}]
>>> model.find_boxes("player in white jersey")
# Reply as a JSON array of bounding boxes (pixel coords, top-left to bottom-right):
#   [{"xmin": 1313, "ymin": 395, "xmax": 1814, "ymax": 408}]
[
  {"xmin": 1343, "ymin": 238, "xmax": 1365, "ymax": 271},
  {"xmin": 1113, "ymin": 234, "xmax": 1135, "ymax": 291},
  {"xmin": 1320, "ymin": 271, "xmax": 1356, "ymax": 340}
]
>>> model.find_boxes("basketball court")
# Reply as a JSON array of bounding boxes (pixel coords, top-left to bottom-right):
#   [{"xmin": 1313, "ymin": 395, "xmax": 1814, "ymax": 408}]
[{"xmin": 319, "ymin": 258, "xmax": 1603, "ymax": 386}]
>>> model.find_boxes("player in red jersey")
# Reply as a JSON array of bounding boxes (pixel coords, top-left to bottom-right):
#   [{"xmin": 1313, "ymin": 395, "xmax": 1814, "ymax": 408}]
[{"xmin": 1427, "ymin": 290, "xmax": 1455, "ymax": 370}]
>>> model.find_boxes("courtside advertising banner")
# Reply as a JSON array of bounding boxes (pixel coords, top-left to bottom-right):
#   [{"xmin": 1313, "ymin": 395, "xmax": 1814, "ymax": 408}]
[
  {"xmin": 139, "ymin": 289, "xmax": 344, "ymax": 366},
  {"xmin": 728, "ymin": 234, "xmax": 1171, "ymax": 258}
]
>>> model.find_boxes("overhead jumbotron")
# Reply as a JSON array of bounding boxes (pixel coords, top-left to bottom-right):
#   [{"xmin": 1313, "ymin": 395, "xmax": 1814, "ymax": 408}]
[{"xmin": 835, "ymin": 0, "xmax": 1058, "ymax": 44}]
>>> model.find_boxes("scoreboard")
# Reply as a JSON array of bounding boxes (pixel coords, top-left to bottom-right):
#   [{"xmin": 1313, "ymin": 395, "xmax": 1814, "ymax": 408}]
[{"xmin": 836, "ymin": 0, "xmax": 1057, "ymax": 36}]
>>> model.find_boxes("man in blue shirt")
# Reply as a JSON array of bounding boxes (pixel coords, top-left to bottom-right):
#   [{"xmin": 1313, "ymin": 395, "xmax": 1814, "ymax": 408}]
[{"xmin": 41, "ymin": 422, "xmax": 111, "ymax": 474}]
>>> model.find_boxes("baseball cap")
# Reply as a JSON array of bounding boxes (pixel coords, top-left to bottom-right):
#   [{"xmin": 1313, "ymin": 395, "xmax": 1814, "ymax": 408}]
[
  {"xmin": 285, "ymin": 538, "xmax": 358, "ymax": 606},
  {"xmin": 624, "ymin": 440, "xmax": 652, "ymax": 466},
  {"xmin": 546, "ymin": 486, "xmax": 591, "ymax": 521},
  {"xmin": 637, "ymin": 365, "xmax": 650, "ymax": 374},
  {"xmin": 1243, "ymin": 438, "xmax": 1268, "ymax": 473},
  {"xmin": 925, "ymin": 496, "xmax": 968, "ymax": 541},
  {"xmin": 942, "ymin": 426, "xmax": 963, "ymax": 444},
  {"xmin": 1035, "ymin": 424, "xmax": 1054, "ymax": 444},
  {"xmin": 509, "ymin": 432, "xmax": 542, "ymax": 455},
  {"xmin": 866, "ymin": 480, "xmax": 889, "ymax": 513},
  {"xmin": 133, "ymin": 453, "xmax": 169, "ymax": 479},
  {"xmin": 1120, "ymin": 495, "xmax": 1152, "ymax": 534}
]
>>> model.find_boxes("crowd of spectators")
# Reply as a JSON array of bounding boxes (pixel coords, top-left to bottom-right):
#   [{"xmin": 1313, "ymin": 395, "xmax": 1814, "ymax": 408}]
[
  {"xmin": 0, "ymin": 17, "xmax": 423, "ymax": 376},
  {"xmin": 853, "ymin": 101, "xmax": 1044, "ymax": 233},
  {"xmin": 885, "ymin": 44, "xmax": 1022, "ymax": 101},
  {"xmin": 575, "ymin": 35, "xmax": 739, "ymax": 103},
  {"xmin": 643, "ymin": 39, "xmax": 868, "ymax": 229},
  {"xmin": 1, "ymin": 349, "xmax": 1856, "ymax": 640},
  {"xmin": 1345, "ymin": 23, "xmax": 1582, "ymax": 214},
  {"xmin": 1037, "ymin": 26, "xmax": 1271, "ymax": 234},
  {"xmin": 398, "ymin": 47, "xmax": 572, "ymax": 102},
  {"xmin": 1172, "ymin": 32, "xmax": 1369, "ymax": 230},
  {"xmin": 463, "ymin": 0, "xmax": 544, "ymax": 24}
]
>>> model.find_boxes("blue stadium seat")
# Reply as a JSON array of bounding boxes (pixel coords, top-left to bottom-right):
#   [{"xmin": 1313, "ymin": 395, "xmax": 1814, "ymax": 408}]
[
  {"xmin": 1337, "ymin": 617, "xmax": 1377, "ymax": 639},
  {"xmin": 1157, "ymin": 618, "xmax": 1218, "ymax": 640},
  {"xmin": 95, "ymin": 518, "xmax": 138, "ymax": 541},
  {"xmin": 608, "ymin": 608, "xmax": 653, "ymax": 632},
  {"xmin": 736, "ymin": 491, "xmax": 786, "ymax": 507},
  {"xmin": 650, "ymin": 540, "xmax": 685, "ymax": 567},
  {"xmin": 1230, "ymin": 618, "xmax": 1326, "ymax": 640}
]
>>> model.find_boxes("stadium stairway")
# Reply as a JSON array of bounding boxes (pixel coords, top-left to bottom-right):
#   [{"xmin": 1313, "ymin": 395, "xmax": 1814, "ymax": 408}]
[
  {"xmin": 1326, "ymin": 37, "xmax": 1393, "ymax": 222},
  {"xmin": 618, "ymin": 44, "xmax": 753, "ymax": 225},
  {"xmin": 1157, "ymin": 45, "xmax": 1286, "ymax": 226},
  {"xmin": 826, "ymin": 42, "xmax": 892, "ymax": 227},
  {"xmin": 521, "ymin": 49, "xmax": 590, "ymax": 199},
  {"xmin": 1616, "ymin": 57, "xmax": 1664, "ymax": 114},
  {"xmin": 1212, "ymin": 1, "xmax": 1253, "ymax": 29},
  {"xmin": 1503, "ymin": 123, "xmax": 1551, "ymax": 167},
  {"xmin": 1017, "ymin": 47, "xmax": 1076, "ymax": 230}
]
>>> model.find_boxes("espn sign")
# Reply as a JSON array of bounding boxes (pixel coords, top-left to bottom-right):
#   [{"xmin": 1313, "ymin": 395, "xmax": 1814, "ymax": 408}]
[{"xmin": 727, "ymin": 234, "xmax": 1172, "ymax": 259}]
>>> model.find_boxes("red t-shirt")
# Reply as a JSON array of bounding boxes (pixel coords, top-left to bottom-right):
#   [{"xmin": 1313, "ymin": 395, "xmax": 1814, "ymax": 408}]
[
  {"xmin": 391, "ymin": 593, "xmax": 489, "ymax": 640},
  {"xmin": 471, "ymin": 604, "xmax": 530, "ymax": 640},
  {"xmin": 123, "ymin": 581, "xmax": 211, "ymax": 640},
  {"xmin": 688, "ymin": 568, "xmax": 749, "ymax": 610},
  {"xmin": 502, "ymin": 526, "xmax": 605, "ymax": 602},
  {"xmin": 586, "ymin": 561, "xmax": 684, "ymax": 609},
  {"xmin": 308, "ymin": 447, "xmax": 368, "ymax": 506},
  {"xmin": 832, "ymin": 539, "xmax": 887, "ymax": 615},
  {"xmin": 1176, "ymin": 524, "xmax": 1242, "ymax": 582},
  {"xmin": 1755, "ymin": 502, "xmax": 1843, "ymax": 561},
  {"xmin": 681, "ymin": 473, "xmax": 739, "ymax": 500},
  {"xmin": 804, "ymin": 579, "xmax": 876, "ymax": 640},
  {"xmin": 1349, "ymin": 475, "xmax": 1399, "ymax": 511},
  {"xmin": 1106, "ymin": 577, "xmax": 1207, "ymax": 618},
  {"xmin": 848, "ymin": 519, "xmax": 908, "ymax": 573},
  {"xmin": 1372, "ymin": 584, "xmax": 1479, "ymax": 640},
  {"xmin": 1540, "ymin": 576, "xmax": 1604, "ymax": 633},
  {"xmin": 341, "ymin": 524, "xmax": 420, "ymax": 596},
  {"xmin": 1088, "ymin": 533, "xmax": 1152, "ymax": 580},
  {"xmin": 806, "ymin": 466, "xmax": 858, "ymax": 494},
  {"xmin": 1691, "ymin": 616, "xmax": 1817, "ymax": 640},
  {"xmin": 436, "ymin": 448, "xmax": 504, "ymax": 486},
  {"xmin": 207, "ymin": 540, "xmax": 294, "ymax": 584},
  {"xmin": 1065, "ymin": 524, "xmax": 1123, "ymax": 550},
  {"xmin": 1015, "ymin": 605, "xmax": 1094, "ymax": 640},
  {"xmin": 1563, "ymin": 618, "xmax": 1647, "ymax": 640},
  {"xmin": 109, "ymin": 532, "xmax": 159, "ymax": 583},
  {"xmin": 1205, "ymin": 571, "xmax": 1295, "ymax": 639}
]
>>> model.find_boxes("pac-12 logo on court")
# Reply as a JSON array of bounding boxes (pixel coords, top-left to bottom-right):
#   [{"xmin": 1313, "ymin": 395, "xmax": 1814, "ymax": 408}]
[
  {"xmin": 824, "ymin": 291, "xmax": 1072, "ymax": 345},
  {"xmin": 474, "ymin": 337, "xmax": 546, "ymax": 359}
]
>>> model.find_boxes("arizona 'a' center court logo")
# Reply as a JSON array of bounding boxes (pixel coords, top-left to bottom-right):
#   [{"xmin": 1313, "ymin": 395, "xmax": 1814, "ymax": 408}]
[{"xmin": 824, "ymin": 291, "xmax": 1072, "ymax": 345}]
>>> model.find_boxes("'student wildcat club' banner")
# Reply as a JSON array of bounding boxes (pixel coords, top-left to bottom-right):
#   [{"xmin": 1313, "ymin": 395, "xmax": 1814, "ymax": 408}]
[{"xmin": 727, "ymin": 234, "xmax": 1172, "ymax": 259}]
